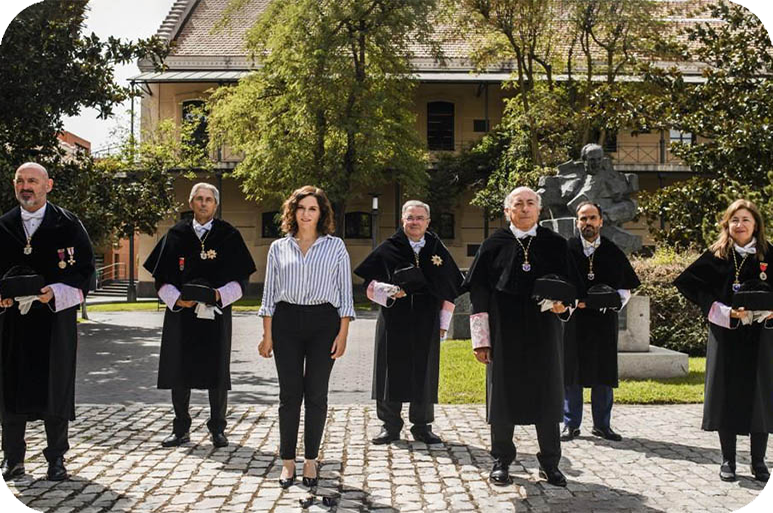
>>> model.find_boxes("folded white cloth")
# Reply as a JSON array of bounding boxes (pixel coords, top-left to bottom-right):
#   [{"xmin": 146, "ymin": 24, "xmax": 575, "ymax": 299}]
[
  {"xmin": 538, "ymin": 298, "xmax": 555, "ymax": 312},
  {"xmin": 739, "ymin": 310, "xmax": 773, "ymax": 325},
  {"xmin": 16, "ymin": 295, "xmax": 39, "ymax": 315},
  {"xmin": 194, "ymin": 302, "xmax": 221, "ymax": 320}
]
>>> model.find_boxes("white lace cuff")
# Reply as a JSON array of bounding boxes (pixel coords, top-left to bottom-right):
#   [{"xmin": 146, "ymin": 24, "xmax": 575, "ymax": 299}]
[
  {"xmin": 217, "ymin": 281, "xmax": 242, "ymax": 308},
  {"xmin": 159, "ymin": 284, "xmax": 182, "ymax": 311},
  {"xmin": 367, "ymin": 280, "xmax": 400, "ymax": 307},
  {"xmin": 49, "ymin": 283, "xmax": 84, "ymax": 312},
  {"xmin": 470, "ymin": 312, "xmax": 491, "ymax": 349},
  {"xmin": 439, "ymin": 301, "xmax": 455, "ymax": 331}
]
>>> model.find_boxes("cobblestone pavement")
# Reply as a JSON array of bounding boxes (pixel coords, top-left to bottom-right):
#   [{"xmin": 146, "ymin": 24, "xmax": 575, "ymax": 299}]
[{"xmin": 3, "ymin": 404, "xmax": 770, "ymax": 512}]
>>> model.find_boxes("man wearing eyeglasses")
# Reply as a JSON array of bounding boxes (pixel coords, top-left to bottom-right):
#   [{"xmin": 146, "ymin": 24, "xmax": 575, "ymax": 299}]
[{"xmin": 355, "ymin": 200, "xmax": 463, "ymax": 445}]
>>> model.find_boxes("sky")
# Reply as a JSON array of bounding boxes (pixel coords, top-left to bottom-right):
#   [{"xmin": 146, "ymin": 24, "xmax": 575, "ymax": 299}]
[{"xmin": 1, "ymin": 0, "xmax": 176, "ymax": 152}]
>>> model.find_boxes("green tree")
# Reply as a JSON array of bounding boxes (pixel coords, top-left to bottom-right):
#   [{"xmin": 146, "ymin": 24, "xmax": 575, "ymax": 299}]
[
  {"xmin": 639, "ymin": 2, "xmax": 773, "ymax": 249},
  {"xmin": 0, "ymin": 0, "xmax": 167, "ymax": 234},
  {"xmin": 210, "ymin": 0, "xmax": 436, "ymax": 228}
]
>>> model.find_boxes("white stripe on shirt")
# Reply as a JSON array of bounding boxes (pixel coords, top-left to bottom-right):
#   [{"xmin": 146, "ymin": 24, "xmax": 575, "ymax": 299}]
[{"xmin": 258, "ymin": 234, "xmax": 356, "ymax": 319}]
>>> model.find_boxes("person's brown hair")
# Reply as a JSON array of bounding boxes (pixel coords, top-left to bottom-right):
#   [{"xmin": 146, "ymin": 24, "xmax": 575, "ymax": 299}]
[
  {"xmin": 710, "ymin": 199, "xmax": 768, "ymax": 260},
  {"xmin": 280, "ymin": 185, "xmax": 335, "ymax": 235}
]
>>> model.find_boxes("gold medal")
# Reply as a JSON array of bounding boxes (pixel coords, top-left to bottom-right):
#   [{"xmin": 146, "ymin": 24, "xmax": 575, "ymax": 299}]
[
  {"xmin": 200, "ymin": 251, "xmax": 208, "ymax": 260},
  {"xmin": 431, "ymin": 254, "xmax": 443, "ymax": 266},
  {"xmin": 58, "ymin": 260, "xmax": 67, "ymax": 269}
]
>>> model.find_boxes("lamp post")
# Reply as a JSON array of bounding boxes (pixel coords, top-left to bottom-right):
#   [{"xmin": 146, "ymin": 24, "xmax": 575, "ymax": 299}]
[{"xmin": 370, "ymin": 194, "xmax": 380, "ymax": 250}]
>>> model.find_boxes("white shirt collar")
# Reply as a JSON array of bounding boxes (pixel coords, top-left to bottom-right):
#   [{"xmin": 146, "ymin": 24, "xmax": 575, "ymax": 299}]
[
  {"xmin": 734, "ymin": 237, "xmax": 757, "ymax": 256},
  {"xmin": 510, "ymin": 223, "xmax": 537, "ymax": 239},
  {"xmin": 20, "ymin": 203, "xmax": 46, "ymax": 221},
  {"xmin": 193, "ymin": 218, "xmax": 214, "ymax": 233},
  {"xmin": 408, "ymin": 236, "xmax": 426, "ymax": 253},
  {"xmin": 581, "ymin": 235, "xmax": 601, "ymax": 256}
]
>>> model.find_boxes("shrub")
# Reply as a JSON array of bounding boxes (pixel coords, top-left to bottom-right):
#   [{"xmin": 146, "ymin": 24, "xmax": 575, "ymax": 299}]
[{"xmin": 632, "ymin": 248, "xmax": 707, "ymax": 356}]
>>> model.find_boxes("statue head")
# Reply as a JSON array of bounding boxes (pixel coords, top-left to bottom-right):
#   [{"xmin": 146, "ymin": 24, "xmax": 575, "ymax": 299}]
[{"xmin": 581, "ymin": 144, "xmax": 604, "ymax": 175}]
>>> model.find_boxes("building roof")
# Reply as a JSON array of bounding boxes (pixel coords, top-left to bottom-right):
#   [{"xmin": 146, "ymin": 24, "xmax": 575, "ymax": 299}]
[{"xmin": 138, "ymin": 0, "xmax": 728, "ymax": 76}]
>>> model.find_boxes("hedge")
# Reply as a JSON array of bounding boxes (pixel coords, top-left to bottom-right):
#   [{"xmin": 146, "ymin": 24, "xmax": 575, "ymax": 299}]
[{"xmin": 632, "ymin": 248, "xmax": 708, "ymax": 356}]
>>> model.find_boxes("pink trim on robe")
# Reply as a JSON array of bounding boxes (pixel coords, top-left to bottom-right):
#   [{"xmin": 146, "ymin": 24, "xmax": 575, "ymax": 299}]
[
  {"xmin": 158, "ymin": 284, "xmax": 182, "ymax": 311},
  {"xmin": 49, "ymin": 283, "xmax": 84, "ymax": 312},
  {"xmin": 708, "ymin": 301, "xmax": 732, "ymax": 329},
  {"xmin": 439, "ymin": 301, "xmax": 455, "ymax": 331},
  {"xmin": 217, "ymin": 281, "xmax": 242, "ymax": 307},
  {"xmin": 470, "ymin": 312, "xmax": 491, "ymax": 349}
]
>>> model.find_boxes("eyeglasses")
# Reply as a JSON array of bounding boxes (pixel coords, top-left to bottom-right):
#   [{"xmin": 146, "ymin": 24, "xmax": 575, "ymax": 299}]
[{"xmin": 405, "ymin": 216, "xmax": 427, "ymax": 222}]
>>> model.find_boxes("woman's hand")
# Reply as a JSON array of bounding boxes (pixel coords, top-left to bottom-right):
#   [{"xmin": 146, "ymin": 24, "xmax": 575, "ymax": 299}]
[
  {"xmin": 330, "ymin": 333, "xmax": 347, "ymax": 359},
  {"xmin": 474, "ymin": 347, "xmax": 491, "ymax": 364},
  {"xmin": 258, "ymin": 336, "xmax": 273, "ymax": 358}
]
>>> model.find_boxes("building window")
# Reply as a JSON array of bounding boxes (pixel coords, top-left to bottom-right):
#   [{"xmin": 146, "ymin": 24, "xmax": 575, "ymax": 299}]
[
  {"xmin": 427, "ymin": 101, "xmax": 455, "ymax": 151},
  {"xmin": 473, "ymin": 119, "xmax": 490, "ymax": 133},
  {"xmin": 262, "ymin": 211, "xmax": 282, "ymax": 239},
  {"xmin": 345, "ymin": 212, "xmax": 372, "ymax": 239},
  {"xmin": 180, "ymin": 210, "xmax": 194, "ymax": 221},
  {"xmin": 466, "ymin": 244, "xmax": 481, "ymax": 257},
  {"xmin": 182, "ymin": 99, "xmax": 208, "ymax": 149},
  {"xmin": 603, "ymin": 131, "xmax": 618, "ymax": 153},
  {"xmin": 431, "ymin": 213, "xmax": 455, "ymax": 240},
  {"xmin": 669, "ymin": 129, "xmax": 694, "ymax": 145}
]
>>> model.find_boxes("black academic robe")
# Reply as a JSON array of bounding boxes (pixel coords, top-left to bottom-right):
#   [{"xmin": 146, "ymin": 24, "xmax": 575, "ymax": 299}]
[
  {"xmin": 564, "ymin": 236, "xmax": 640, "ymax": 387},
  {"xmin": 0, "ymin": 203, "xmax": 94, "ymax": 421},
  {"xmin": 354, "ymin": 229, "xmax": 463, "ymax": 403},
  {"xmin": 464, "ymin": 226, "xmax": 581, "ymax": 425},
  {"xmin": 143, "ymin": 218, "xmax": 256, "ymax": 390},
  {"xmin": 674, "ymin": 247, "xmax": 773, "ymax": 434}
]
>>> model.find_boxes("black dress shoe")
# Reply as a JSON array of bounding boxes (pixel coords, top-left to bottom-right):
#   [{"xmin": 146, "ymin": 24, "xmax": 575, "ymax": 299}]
[
  {"xmin": 489, "ymin": 460, "xmax": 513, "ymax": 486},
  {"xmin": 719, "ymin": 460, "xmax": 737, "ymax": 482},
  {"xmin": 302, "ymin": 461, "xmax": 320, "ymax": 488},
  {"xmin": 279, "ymin": 471, "xmax": 296, "ymax": 489},
  {"xmin": 751, "ymin": 462, "xmax": 769, "ymax": 482},
  {"xmin": 561, "ymin": 425, "xmax": 581, "ymax": 441},
  {"xmin": 539, "ymin": 466, "xmax": 567, "ymax": 487},
  {"xmin": 591, "ymin": 426, "xmax": 622, "ymax": 441},
  {"xmin": 47, "ymin": 457, "xmax": 68, "ymax": 481},
  {"xmin": 371, "ymin": 428, "xmax": 400, "ymax": 445},
  {"xmin": 211, "ymin": 432, "xmax": 229, "ymax": 448},
  {"xmin": 1, "ymin": 460, "xmax": 25, "ymax": 480},
  {"xmin": 161, "ymin": 432, "xmax": 190, "ymax": 447},
  {"xmin": 411, "ymin": 428, "xmax": 443, "ymax": 445}
]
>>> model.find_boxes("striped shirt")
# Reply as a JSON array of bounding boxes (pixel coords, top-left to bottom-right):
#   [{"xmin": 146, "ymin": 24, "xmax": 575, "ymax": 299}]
[{"xmin": 258, "ymin": 234, "xmax": 356, "ymax": 319}]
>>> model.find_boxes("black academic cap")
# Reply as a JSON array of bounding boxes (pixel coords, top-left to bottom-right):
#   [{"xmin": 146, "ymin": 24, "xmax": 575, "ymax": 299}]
[
  {"xmin": 532, "ymin": 274, "xmax": 577, "ymax": 305},
  {"xmin": 0, "ymin": 265, "xmax": 45, "ymax": 299},
  {"xmin": 181, "ymin": 278, "xmax": 217, "ymax": 305},
  {"xmin": 732, "ymin": 279, "xmax": 773, "ymax": 311},
  {"xmin": 584, "ymin": 284, "xmax": 622, "ymax": 310}
]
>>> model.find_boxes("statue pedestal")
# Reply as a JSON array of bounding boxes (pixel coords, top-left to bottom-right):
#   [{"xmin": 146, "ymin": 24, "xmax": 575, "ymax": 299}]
[
  {"xmin": 447, "ymin": 293, "xmax": 688, "ymax": 380},
  {"xmin": 617, "ymin": 296, "xmax": 688, "ymax": 379}
]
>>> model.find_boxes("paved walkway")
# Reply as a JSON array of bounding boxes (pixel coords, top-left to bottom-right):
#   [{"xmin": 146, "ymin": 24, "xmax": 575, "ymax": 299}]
[
  {"xmin": 2, "ymin": 310, "xmax": 772, "ymax": 511},
  {"xmin": 3, "ymin": 404, "xmax": 771, "ymax": 512}
]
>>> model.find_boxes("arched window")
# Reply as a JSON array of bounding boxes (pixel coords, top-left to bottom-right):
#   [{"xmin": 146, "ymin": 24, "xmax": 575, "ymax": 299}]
[
  {"xmin": 182, "ymin": 99, "xmax": 208, "ymax": 149},
  {"xmin": 431, "ymin": 213, "xmax": 455, "ymax": 240},
  {"xmin": 262, "ymin": 211, "xmax": 282, "ymax": 239},
  {"xmin": 427, "ymin": 101, "xmax": 454, "ymax": 151}
]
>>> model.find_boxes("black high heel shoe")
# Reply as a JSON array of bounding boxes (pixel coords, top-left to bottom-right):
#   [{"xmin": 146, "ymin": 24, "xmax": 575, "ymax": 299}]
[
  {"xmin": 302, "ymin": 461, "xmax": 320, "ymax": 488},
  {"xmin": 279, "ymin": 466, "xmax": 296, "ymax": 489}
]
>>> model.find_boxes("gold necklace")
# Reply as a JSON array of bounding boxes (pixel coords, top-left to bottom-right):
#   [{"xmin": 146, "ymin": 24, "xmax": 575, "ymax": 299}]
[
  {"xmin": 587, "ymin": 251, "xmax": 596, "ymax": 280},
  {"xmin": 198, "ymin": 227, "xmax": 215, "ymax": 260},
  {"xmin": 731, "ymin": 249, "xmax": 748, "ymax": 292},
  {"xmin": 21, "ymin": 222, "xmax": 33, "ymax": 255},
  {"xmin": 515, "ymin": 236, "xmax": 533, "ymax": 272}
]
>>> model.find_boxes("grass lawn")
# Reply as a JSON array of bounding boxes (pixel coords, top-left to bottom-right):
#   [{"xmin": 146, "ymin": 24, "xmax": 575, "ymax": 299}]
[{"xmin": 439, "ymin": 339, "xmax": 705, "ymax": 405}]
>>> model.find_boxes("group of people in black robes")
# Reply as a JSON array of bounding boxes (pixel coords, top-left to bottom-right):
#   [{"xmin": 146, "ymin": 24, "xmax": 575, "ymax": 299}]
[{"xmin": 1, "ymin": 165, "xmax": 769, "ymax": 492}]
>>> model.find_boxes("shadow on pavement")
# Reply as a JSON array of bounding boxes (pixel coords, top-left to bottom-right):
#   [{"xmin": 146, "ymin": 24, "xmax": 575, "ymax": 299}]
[{"xmin": 7, "ymin": 475, "xmax": 127, "ymax": 512}]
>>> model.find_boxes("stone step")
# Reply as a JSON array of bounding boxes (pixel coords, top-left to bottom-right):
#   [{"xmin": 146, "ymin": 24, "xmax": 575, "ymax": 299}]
[{"xmin": 618, "ymin": 346, "xmax": 689, "ymax": 380}]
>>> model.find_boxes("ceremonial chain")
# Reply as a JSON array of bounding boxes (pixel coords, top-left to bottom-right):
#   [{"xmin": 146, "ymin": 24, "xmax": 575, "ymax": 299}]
[
  {"xmin": 731, "ymin": 249, "xmax": 748, "ymax": 292},
  {"xmin": 587, "ymin": 251, "xmax": 596, "ymax": 281},
  {"xmin": 21, "ymin": 223, "xmax": 33, "ymax": 255},
  {"xmin": 199, "ymin": 229, "xmax": 217, "ymax": 260},
  {"xmin": 516, "ymin": 236, "xmax": 533, "ymax": 272}
]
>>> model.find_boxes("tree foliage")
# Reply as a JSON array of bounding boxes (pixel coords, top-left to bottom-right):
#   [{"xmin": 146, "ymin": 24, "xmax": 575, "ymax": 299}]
[
  {"xmin": 0, "ymin": 0, "xmax": 168, "ymax": 244},
  {"xmin": 210, "ymin": 0, "xmax": 437, "ymax": 225},
  {"xmin": 639, "ymin": 3, "xmax": 773, "ymax": 249}
]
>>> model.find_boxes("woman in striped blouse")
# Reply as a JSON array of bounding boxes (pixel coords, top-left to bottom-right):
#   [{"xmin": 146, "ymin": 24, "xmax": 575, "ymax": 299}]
[{"xmin": 257, "ymin": 185, "xmax": 355, "ymax": 489}]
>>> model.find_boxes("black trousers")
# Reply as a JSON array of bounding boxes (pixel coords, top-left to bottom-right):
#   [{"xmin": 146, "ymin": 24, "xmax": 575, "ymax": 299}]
[
  {"xmin": 171, "ymin": 387, "xmax": 227, "ymax": 435},
  {"xmin": 273, "ymin": 302, "xmax": 339, "ymax": 460},
  {"xmin": 1, "ymin": 413, "xmax": 69, "ymax": 463},
  {"xmin": 719, "ymin": 430, "xmax": 769, "ymax": 463},
  {"xmin": 376, "ymin": 399, "xmax": 434, "ymax": 433},
  {"xmin": 491, "ymin": 421, "xmax": 561, "ymax": 470}
]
